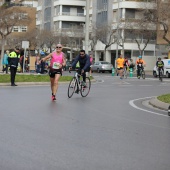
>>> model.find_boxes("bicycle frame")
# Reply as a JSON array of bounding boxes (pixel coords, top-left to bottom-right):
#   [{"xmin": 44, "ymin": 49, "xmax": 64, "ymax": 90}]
[
  {"xmin": 68, "ymin": 69, "xmax": 91, "ymax": 98},
  {"xmin": 74, "ymin": 71, "xmax": 81, "ymax": 90}
]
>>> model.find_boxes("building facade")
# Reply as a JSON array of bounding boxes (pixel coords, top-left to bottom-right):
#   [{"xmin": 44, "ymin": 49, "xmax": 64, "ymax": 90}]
[
  {"xmin": 36, "ymin": 0, "xmax": 86, "ymax": 59},
  {"xmin": 91, "ymin": 0, "xmax": 168, "ymax": 70}
]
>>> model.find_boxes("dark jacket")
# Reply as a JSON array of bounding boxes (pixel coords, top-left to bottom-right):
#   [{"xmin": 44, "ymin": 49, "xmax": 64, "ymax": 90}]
[
  {"xmin": 8, "ymin": 51, "xmax": 20, "ymax": 67},
  {"xmin": 71, "ymin": 54, "xmax": 91, "ymax": 71}
]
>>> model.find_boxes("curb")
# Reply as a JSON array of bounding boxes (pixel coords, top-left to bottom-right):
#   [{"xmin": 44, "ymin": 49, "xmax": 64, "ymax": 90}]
[
  {"xmin": 149, "ymin": 97, "xmax": 169, "ymax": 111},
  {"xmin": 0, "ymin": 79, "xmax": 96, "ymax": 87},
  {"xmin": 0, "ymin": 82, "xmax": 68, "ymax": 86}
]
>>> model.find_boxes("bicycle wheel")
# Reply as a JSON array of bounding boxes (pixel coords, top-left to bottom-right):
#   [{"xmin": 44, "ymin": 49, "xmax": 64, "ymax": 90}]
[
  {"xmin": 80, "ymin": 77, "xmax": 91, "ymax": 97},
  {"xmin": 68, "ymin": 77, "xmax": 77, "ymax": 98},
  {"xmin": 159, "ymin": 70, "xmax": 163, "ymax": 82},
  {"xmin": 124, "ymin": 69, "xmax": 127, "ymax": 79},
  {"xmin": 141, "ymin": 70, "xmax": 145, "ymax": 79}
]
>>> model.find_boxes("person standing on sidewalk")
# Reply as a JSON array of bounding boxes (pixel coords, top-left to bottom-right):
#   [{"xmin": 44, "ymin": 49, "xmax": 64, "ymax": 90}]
[
  {"xmin": 35, "ymin": 55, "xmax": 41, "ymax": 74},
  {"xmin": 41, "ymin": 44, "xmax": 66, "ymax": 101},
  {"xmin": 8, "ymin": 47, "xmax": 20, "ymax": 86},
  {"xmin": 2, "ymin": 50, "xmax": 9, "ymax": 74}
]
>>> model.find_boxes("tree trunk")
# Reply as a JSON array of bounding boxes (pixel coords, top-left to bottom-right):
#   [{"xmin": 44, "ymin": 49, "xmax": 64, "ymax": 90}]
[
  {"xmin": 0, "ymin": 37, "xmax": 6, "ymax": 71},
  {"xmin": 104, "ymin": 48, "xmax": 106, "ymax": 61}
]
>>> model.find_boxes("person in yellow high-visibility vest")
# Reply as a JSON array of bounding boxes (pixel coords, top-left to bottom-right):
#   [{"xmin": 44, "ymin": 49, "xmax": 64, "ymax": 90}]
[{"xmin": 8, "ymin": 47, "xmax": 20, "ymax": 86}]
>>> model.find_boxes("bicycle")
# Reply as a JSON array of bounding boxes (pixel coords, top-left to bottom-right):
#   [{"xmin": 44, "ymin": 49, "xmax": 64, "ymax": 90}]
[
  {"xmin": 123, "ymin": 66, "xmax": 128, "ymax": 79},
  {"xmin": 137, "ymin": 66, "xmax": 145, "ymax": 79},
  {"xmin": 68, "ymin": 70, "xmax": 91, "ymax": 98},
  {"xmin": 158, "ymin": 68, "xmax": 163, "ymax": 82}
]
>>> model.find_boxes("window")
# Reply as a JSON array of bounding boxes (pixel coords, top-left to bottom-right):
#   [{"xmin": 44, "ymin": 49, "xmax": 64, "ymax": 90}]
[
  {"xmin": 126, "ymin": 9, "xmax": 135, "ymax": 19},
  {"xmin": 21, "ymin": 13, "xmax": 28, "ymax": 19},
  {"xmin": 12, "ymin": 26, "xmax": 27, "ymax": 32},
  {"xmin": 21, "ymin": 26, "xmax": 27, "ymax": 32},
  {"xmin": 13, "ymin": 26, "xmax": 19, "ymax": 32}
]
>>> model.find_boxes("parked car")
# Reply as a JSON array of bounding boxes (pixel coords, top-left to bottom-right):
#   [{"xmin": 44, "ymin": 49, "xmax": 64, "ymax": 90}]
[
  {"xmin": 91, "ymin": 61, "xmax": 113, "ymax": 73},
  {"xmin": 153, "ymin": 59, "xmax": 170, "ymax": 78}
]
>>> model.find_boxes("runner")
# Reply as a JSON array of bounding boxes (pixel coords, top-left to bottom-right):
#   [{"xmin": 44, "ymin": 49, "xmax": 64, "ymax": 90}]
[{"xmin": 41, "ymin": 44, "xmax": 66, "ymax": 101}]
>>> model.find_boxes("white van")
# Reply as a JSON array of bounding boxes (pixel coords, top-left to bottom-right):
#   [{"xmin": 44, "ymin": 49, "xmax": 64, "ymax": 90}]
[{"xmin": 153, "ymin": 59, "xmax": 170, "ymax": 78}]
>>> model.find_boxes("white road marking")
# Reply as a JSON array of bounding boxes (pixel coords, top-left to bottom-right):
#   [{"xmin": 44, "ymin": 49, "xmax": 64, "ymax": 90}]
[
  {"xmin": 129, "ymin": 97, "xmax": 169, "ymax": 117},
  {"xmin": 139, "ymin": 85, "xmax": 152, "ymax": 87}
]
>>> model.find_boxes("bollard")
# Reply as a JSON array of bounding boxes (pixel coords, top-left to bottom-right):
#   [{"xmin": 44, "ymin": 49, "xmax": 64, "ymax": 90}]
[
  {"xmin": 129, "ymin": 68, "xmax": 133, "ymax": 77},
  {"xmin": 112, "ymin": 68, "xmax": 115, "ymax": 76}
]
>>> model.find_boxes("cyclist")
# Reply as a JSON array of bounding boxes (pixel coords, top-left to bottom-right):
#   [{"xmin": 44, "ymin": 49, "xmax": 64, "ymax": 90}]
[
  {"xmin": 123, "ymin": 57, "xmax": 129, "ymax": 77},
  {"xmin": 116, "ymin": 54, "xmax": 124, "ymax": 79},
  {"xmin": 156, "ymin": 57, "xmax": 164, "ymax": 79},
  {"xmin": 69, "ymin": 50, "xmax": 91, "ymax": 88},
  {"xmin": 136, "ymin": 55, "xmax": 146, "ymax": 79}
]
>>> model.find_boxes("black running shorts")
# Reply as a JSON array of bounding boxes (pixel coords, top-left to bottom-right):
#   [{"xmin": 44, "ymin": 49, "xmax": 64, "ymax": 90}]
[{"xmin": 49, "ymin": 69, "xmax": 62, "ymax": 78}]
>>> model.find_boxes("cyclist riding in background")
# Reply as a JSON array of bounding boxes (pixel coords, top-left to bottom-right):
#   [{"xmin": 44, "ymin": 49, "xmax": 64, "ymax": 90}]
[
  {"xmin": 156, "ymin": 57, "xmax": 164, "ymax": 78},
  {"xmin": 123, "ymin": 57, "xmax": 129, "ymax": 71},
  {"xmin": 69, "ymin": 50, "xmax": 91, "ymax": 86},
  {"xmin": 136, "ymin": 55, "xmax": 146, "ymax": 79}
]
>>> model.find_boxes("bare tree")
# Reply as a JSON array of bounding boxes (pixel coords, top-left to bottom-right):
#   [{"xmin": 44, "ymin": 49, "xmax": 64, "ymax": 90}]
[
  {"xmin": 0, "ymin": 5, "xmax": 30, "ymax": 68},
  {"xmin": 125, "ymin": 24, "xmax": 156, "ymax": 56},
  {"xmin": 143, "ymin": 0, "xmax": 170, "ymax": 45},
  {"xmin": 96, "ymin": 24, "xmax": 117, "ymax": 61}
]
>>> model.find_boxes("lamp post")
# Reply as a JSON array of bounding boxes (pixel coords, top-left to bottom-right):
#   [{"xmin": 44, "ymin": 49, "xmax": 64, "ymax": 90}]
[
  {"xmin": 85, "ymin": 0, "xmax": 90, "ymax": 54},
  {"xmin": 116, "ymin": 0, "xmax": 120, "ymax": 59}
]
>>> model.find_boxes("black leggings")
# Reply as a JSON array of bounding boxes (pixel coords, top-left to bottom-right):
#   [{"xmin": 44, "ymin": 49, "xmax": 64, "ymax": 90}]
[
  {"xmin": 10, "ymin": 66, "xmax": 17, "ymax": 84},
  {"xmin": 77, "ymin": 68, "xmax": 89, "ymax": 82}
]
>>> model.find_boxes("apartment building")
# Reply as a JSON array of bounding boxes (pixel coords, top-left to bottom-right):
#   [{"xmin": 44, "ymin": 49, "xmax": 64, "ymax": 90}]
[
  {"xmin": 36, "ymin": 0, "xmax": 86, "ymax": 51},
  {"xmin": 91, "ymin": 0, "xmax": 166, "ymax": 70}
]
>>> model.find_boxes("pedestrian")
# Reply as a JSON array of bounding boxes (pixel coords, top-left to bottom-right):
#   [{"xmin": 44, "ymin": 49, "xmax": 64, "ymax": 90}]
[
  {"xmin": 89, "ymin": 54, "xmax": 93, "ymax": 77},
  {"xmin": 8, "ymin": 47, "xmax": 20, "ymax": 86},
  {"xmin": 41, "ymin": 44, "xmax": 66, "ymax": 101},
  {"xmin": 2, "ymin": 50, "xmax": 9, "ymax": 74},
  {"xmin": 35, "ymin": 55, "xmax": 41, "ymax": 74}
]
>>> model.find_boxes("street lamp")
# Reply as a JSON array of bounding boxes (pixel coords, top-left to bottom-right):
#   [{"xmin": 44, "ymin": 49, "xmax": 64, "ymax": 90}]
[
  {"xmin": 85, "ymin": 0, "xmax": 90, "ymax": 54},
  {"xmin": 116, "ymin": 0, "xmax": 120, "ymax": 59}
]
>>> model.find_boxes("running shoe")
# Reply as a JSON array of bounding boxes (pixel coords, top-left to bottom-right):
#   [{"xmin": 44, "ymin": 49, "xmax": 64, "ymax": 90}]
[{"xmin": 51, "ymin": 95, "xmax": 56, "ymax": 101}]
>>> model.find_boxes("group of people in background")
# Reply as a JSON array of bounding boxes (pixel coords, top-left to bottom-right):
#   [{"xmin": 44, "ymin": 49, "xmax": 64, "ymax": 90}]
[{"xmin": 116, "ymin": 54, "xmax": 146, "ymax": 79}]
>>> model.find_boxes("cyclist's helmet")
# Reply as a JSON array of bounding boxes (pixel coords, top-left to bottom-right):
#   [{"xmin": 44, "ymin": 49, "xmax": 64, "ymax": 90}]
[
  {"xmin": 158, "ymin": 57, "xmax": 161, "ymax": 60},
  {"xmin": 138, "ymin": 55, "xmax": 142, "ymax": 59}
]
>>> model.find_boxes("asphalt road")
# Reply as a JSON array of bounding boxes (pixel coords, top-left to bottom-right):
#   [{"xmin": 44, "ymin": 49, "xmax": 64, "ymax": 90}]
[{"xmin": 0, "ymin": 73, "xmax": 170, "ymax": 170}]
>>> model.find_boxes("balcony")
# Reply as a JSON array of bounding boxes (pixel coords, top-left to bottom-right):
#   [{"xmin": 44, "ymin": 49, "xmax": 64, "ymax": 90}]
[
  {"xmin": 113, "ymin": 0, "xmax": 156, "ymax": 10},
  {"xmin": 54, "ymin": 12, "xmax": 85, "ymax": 22},
  {"xmin": 58, "ymin": 12, "xmax": 84, "ymax": 17},
  {"xmin": 54, "ymin": 0, "xmax": 86, "ymax": 7}
]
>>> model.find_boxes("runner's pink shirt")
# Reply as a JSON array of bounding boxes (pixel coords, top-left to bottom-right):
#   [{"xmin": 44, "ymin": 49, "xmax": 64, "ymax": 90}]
[{"xmin": 50, "ymin": 52, "xmax": 63, "ymax": 68}]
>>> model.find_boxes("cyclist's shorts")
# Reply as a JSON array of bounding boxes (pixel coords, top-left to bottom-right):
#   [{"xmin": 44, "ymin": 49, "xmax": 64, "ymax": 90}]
[
  {"xmin": 49, "ymin": 68, "xmax": 62, "ymax": 78},
  {"xmin": 117, "ymin": 67, "xmax": 123, "ymax": 70}
]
